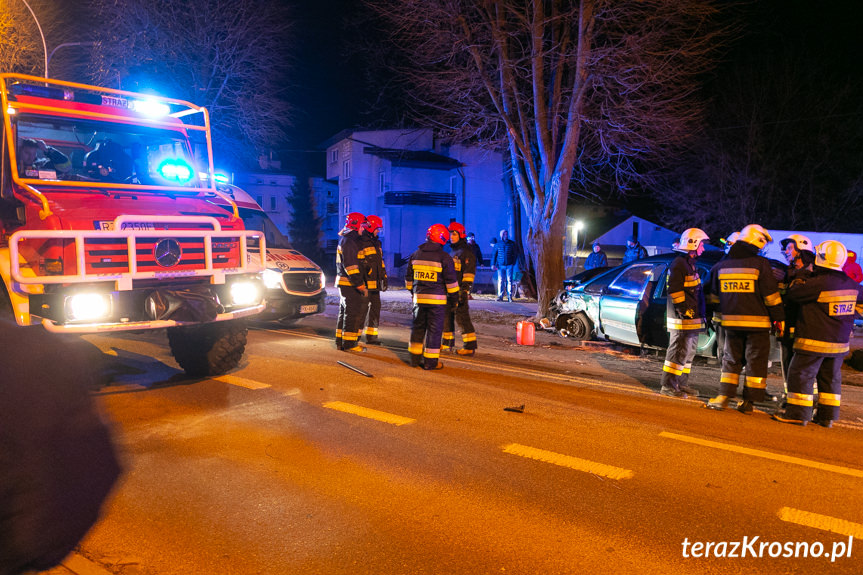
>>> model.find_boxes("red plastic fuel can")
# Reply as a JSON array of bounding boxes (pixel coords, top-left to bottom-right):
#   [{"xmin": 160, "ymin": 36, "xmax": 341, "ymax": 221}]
[{"xmin": 516, "ymin": 321, "xmax": 535, "ymax": 345}]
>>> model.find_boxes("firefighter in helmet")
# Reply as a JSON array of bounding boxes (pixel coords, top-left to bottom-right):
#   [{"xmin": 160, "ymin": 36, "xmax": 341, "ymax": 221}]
[
  {"xmin": 405, "ymin": 224, "xmax": 460, "ymax": 370},
  {"xmin": 660, "ymin": 228, "xmax": 709, "ymax": 398},
  {"xmin": 361, "ymin": 215, "xmax": 386, "ymax": 345},
  {"xmin": 706, "ymin": 224, "xmax": 785, "ymax": 413},
  {"xmin": 442, "ymin": 222, "xmax": 478, "ymax": 356},
  {"xmin": 773, "ymin": 241, "xmax": 863, "ymax": 427},
  {"xmin": 335, "ymin": 212, "xmax": 369, "ymax": 352},
  {"xmin": 777, "ymin": 234, "xmax": 816, "ymax": 395}
]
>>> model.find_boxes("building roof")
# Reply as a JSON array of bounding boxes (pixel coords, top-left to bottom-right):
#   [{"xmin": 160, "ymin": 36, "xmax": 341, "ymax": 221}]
[{"xmin": 362, "ymin": 147, "xmax": 462, "ymax": 170}]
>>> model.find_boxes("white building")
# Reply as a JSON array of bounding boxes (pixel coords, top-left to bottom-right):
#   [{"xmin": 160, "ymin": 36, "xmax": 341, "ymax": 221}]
[{"xmin": 323, "ymin": 128, "xmax": 516, "ymax": 275}]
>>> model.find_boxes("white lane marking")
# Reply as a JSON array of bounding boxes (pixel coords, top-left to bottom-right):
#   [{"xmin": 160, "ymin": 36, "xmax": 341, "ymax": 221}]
[
  {"xmin": 502, "ymin": 443, "xmax": 634, "ymax": 480},
  {"xmin": 215, "ymin": 375, "xmax": 271, "ymax": 390},
  {"xmin": 660, "ymin": 432, "xmax": 863, "ymax": 478},
  {"xmin": 323, "ymin": 401, "xmax": 416, "ymax": 426},
  {"xmin": 778, "ymin": 507, "xmax": 863, "ymax": 539}
]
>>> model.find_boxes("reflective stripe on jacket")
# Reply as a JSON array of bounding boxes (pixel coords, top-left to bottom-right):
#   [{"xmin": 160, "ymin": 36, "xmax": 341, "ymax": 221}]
[
  {"xmin": 335, "ymin": 230, "xmax": 366, "ymax": 288},
  {"xmin": 405, "ymin": 241, "xmax": 459, "ymax": 304},
  {"xmin": 450, "ymin": 240, "xmax": 477, "ymax": 291},
  {"xmin": 707, "ymin": 242, "xmax": 784, "ymax": 331},
  {"xmin": 665, "ymin": 254, "xmax": 706, "ymax": 331},
  {"xmin": 786, "ymin": 268, "xmax": 863, "ymax": 357}
]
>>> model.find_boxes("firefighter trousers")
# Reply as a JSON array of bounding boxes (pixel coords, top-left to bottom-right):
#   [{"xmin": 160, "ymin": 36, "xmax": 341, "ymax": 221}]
[
  {"xmin": 660, "ymin": 329, "xmax": 699, "ymax": 391},
  {"xmin": 784, "ymin": 352, "xmax": 842, "ymax": 423},
  {"xmin": 336, "ymin": 286, "xmax": 369, "ymax": 350},
  {"xmin": 364, "ymin": 291, "xmax": 381, "ymax": 342},
  {"xmin": 442, "ymin": 293, "xmax": 477, "ymax": 351},
  {"xmin": 719, "ymin": 329, "xmax": 770, "ymax": 402},
  {"xmin": 409, "ymin": 303, "xmax": 445, "ymax": 369}
]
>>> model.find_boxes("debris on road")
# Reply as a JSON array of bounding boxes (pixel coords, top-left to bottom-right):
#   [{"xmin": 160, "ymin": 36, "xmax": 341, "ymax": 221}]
[
  {"xmin": 337, "ymin": 361, "xmax": 373, "ymax": 378},
  {"xmin": 504, "ymin": 404, "xmax": 525, "ymax": 413}
]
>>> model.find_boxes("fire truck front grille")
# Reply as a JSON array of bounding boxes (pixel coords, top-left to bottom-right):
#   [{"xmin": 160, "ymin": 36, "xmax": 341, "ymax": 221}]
[
  {"xmin": 83, "ymin": 237, "xmax": 241, "ymax": 273},
  {"xmin": 282, "ymin": 272, "xmax": 323, "ymax": 294}
]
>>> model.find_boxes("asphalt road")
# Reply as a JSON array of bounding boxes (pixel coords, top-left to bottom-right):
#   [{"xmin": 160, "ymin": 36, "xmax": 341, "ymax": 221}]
[{"xmin": 49, "ymin": 311, "xmax": 863, "ymax": 575}]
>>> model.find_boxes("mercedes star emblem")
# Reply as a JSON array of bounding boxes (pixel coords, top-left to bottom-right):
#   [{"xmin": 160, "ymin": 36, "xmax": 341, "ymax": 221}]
[{"xmin": 154, "ymin": 238, "xmax": 182, "ymax": 267}]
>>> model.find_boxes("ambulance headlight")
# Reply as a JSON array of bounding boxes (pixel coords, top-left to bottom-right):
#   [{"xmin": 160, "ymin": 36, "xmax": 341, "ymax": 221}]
[
  {"xmin": 320, "ymin": 273, "xmax": 326, "ymax": 288},
  {"xmin": 230, "ymin": 280, "xmax": 262, "ymax": 306},
  {"xmin": 66, "ymin": 293, "xmax": 112, "ymax": 322},
  {"xmin": 262, "ymin": 269, "xmax": 283, "ymax": 290}
]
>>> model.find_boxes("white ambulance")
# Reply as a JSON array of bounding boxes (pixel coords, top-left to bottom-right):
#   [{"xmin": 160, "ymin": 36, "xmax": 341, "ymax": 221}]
[{"xmin": 217, "ymin": 184, "xmax": 326, "ymax": 324}]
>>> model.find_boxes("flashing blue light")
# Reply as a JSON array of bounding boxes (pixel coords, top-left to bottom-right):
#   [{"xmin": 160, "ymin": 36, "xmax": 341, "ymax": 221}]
[
  {"xmin": 157, "ymin": 159, "xmax": 194, "ymax": 183},
  {"xmin": 131, "ymin": 99, "xmax": 171, "ymax": 117},
  {"xmin": 214, "ymin": 172, "xmax": 230, "ymax": 184}
]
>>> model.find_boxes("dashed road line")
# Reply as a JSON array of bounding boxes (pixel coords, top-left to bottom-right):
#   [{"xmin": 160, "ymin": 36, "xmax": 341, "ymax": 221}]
[
  {"xmin": 215, "ymin": 375, "xmax": 271, "ymax": 390},
  {"xmin": 778, "ymin": 507, "xmax": 863, "ymax": 539},
  {"xmin": 660, "ymin": 432, "xmax": 863, "ymax": 478},
  {"xmin": 323, "ymin": 401, "xmax": 416, "ymax": 426},
  {"xmin": 502, "ymin": 443, "xmax": 634, "ymax": 480}
]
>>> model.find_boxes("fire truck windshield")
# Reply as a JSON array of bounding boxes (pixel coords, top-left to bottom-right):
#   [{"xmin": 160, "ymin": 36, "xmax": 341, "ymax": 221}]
[{"xmin": 15, "ymin": 114, "xmax": 199, "ymax": 187}]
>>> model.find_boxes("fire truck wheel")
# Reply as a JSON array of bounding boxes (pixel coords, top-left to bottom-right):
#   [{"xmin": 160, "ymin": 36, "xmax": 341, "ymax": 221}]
[{"xmin": 167, "ymin": 320, "xmax": 248, "ymax": 376}]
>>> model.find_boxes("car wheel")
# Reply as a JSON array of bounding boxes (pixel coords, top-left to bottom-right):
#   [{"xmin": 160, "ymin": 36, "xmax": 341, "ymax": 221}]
[{"xmin": 555, "ymin": 312, "xmax": 592, "ymax": 340}]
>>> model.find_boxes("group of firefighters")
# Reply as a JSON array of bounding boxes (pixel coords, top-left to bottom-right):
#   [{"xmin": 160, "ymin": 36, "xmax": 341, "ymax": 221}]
[
  {"xmin": 660, "ymin": 224, "xmax": 863, "ymax": 427},
  {"xmin": 335, "ymin": 214, "xmax": 477, "ymax": 371}
]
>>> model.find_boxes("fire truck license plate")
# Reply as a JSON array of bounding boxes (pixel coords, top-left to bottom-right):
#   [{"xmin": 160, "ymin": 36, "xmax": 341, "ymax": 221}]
[
  {"xmin": 95, "ymin": 221, "xmax": 156, "ymax": 231},
  {"xmin": 300, "ymin": 304, "xmax": 318, "ymax": 314}
]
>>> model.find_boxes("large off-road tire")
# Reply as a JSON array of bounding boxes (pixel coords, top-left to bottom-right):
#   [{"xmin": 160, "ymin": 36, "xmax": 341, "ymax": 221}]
[{"xmin": 167, "ymin": 319, "xmax": 248, "ymax": 376}]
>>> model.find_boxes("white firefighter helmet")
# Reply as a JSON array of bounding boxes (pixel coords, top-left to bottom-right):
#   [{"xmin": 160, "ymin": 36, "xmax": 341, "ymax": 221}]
[
  {"xmin": 725, "ymin": 231, "xmax": 740, "ymax": 245},
  {"xmin": 675, "ymin": 228, "xmax": 709, "ymax": 252},
  {"xmin": 738, "ymin": 224, "xmax": 772, "ymax": 250},
  {"xmin": 780, "ymin": 233, "xmax": 815, "ymax": 254},
  {"xmin": 815, "ymin": 240, "xmax": 848, "ymax": 271}
]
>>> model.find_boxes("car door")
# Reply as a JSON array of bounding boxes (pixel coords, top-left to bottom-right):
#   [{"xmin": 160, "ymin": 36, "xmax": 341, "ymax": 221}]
[{"xmin": 598, "ymin": 262, "xmax": 667, "ymax": 345}]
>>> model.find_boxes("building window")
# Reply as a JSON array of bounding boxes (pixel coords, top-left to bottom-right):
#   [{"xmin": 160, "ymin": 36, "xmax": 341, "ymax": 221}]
[
  {"xmin": 342, "ymin": 195, "xmax": 350, "ymax": 216},
  {"xmin": 379, "ymin": 172, "xmax": 386, "ymax": 194},
  {"xmin": 343, "ymin": 160, "xmax": 351, "ymax": 180},
  {"xmin": 450, "ymin": 175, "xmax": 458, "ymax": 194},
  {"xmin": 270, "ymin": 196, "xmax": 277, "ymax": 211},
  {"xmin": 330, "ymin": 149, "xmax": 338, "ymax": 164},
  {"xmin": 256, "ymin": 195, "xmax": 263, "ymax": 207}
]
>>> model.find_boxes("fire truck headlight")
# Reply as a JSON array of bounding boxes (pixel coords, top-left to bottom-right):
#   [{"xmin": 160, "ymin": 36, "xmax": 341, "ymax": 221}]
[
  {"xmin": 262, "ymin": 269, "xmax": 283, "ymax": 290},
  {"xmin": 230, "ymin": 280, "xmax": 262, "ymax": 307},
  {"xmin": 66, "ymin": 293, "xmax": 112, "ymax": 322}
]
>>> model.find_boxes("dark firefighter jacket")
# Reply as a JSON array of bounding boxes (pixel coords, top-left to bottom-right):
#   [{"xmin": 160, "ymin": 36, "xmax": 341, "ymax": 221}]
[
  {"xmin": 786, "ymin": 267, "xmax": 863, "ymax": 357},
  {"xmin": 779, "ymin": 253, "xmax": 814, "ymax": 340},
  {"xmin": 665, "ymin": 254, "xmax": 707, "ymax": 332},
  {"xmin": 450, "ymin": 239, "xmax": 477, "ymax": 293},
  {"xmin": 360, "ymin": 231, "xmax": 387, "ymax": 291},
  {"xmin": 335, "ymin": 229, "xmax": 366, "ymax": 289},
  {"xmin": 707, "ymin": 241, "xmax": 785, "ymax": 330},
  {"xmin": 405, "ymin": 241, "xmax": 459, "ymax": 305}
]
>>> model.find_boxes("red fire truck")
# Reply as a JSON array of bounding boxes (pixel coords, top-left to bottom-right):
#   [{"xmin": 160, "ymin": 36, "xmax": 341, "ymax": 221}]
[{"xmin": 0, "ymin": 73, "xmax": 266, "ymax": 376}]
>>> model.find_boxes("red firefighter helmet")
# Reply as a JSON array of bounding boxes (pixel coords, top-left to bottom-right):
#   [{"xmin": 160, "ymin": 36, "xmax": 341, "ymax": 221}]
[
  {"xmin": 448, "ymin": 221, "xmax": 466, "ymax": 238},
  {"xmin": 364, "ymin": 215, "xmax": 383, "ymax": 233},
  {"xmin": 427, "ymin": 223, "xmax": 449, "ymax": 245},
  {"xmin": 344, "ymin": 212, "xmax": 365, "ymax": 232}
]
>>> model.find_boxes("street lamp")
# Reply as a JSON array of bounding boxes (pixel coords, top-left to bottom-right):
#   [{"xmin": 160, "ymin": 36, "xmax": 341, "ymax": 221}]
[
  {"xmin": 19, "ymin": 0, "xmax": 47, "ymax": 78},
  {"xmin": 47, "ymin": 42, "xmax": 97, "ymax": 78}
]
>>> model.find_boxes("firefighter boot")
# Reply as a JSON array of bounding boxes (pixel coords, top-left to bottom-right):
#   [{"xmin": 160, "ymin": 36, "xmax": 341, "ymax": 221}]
[
  {"xmin": 706, "ymin": 395, "xmax": 730, "ymax": 411},
  {"xmin": 456, "ymin": 349, "xmax": 475, "ymax": 356},
  {"xmin": 737, "ymin": 400, "xmax": 754, "ymax": 415}
]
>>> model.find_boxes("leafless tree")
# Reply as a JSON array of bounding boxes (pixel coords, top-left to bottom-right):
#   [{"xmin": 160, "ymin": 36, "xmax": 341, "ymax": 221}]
[
  {"xmin": 87, "ymin": 0, "xmax": 292, "ymax": 168},
  {"xmin": 656, "ymin": 50, "xmax": 863, "ymax": 238},
  {"xmin": 0, "ymin": 0, "xmax": 74, "ymax": 76},
  {"xmin": 365, "ymin": 0, "xmax": 731, "ymax": 314}
]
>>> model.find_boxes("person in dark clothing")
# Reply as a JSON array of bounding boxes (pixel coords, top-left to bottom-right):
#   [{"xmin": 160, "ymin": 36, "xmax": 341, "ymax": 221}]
[
  {"xmin": 623, "ymin": 236, "xmax": 648, "ymax": 264},
  {"xmin": 335, "ymin": 212, "xmax": 369, "ymax": 352},
  {"xmin": 442, "ymin": 222, "xmax": 478, "ymax": 356},
  {"xmin": 405, "ymin": 224, "xmax": 460, "ymax": 370},
  {"xmin": 0, "ymin": 324, "xmax": 120, "ymax": 575},
  {"xmin": 491, "ymin": 229, "xmax": 518, "ymax": 301},
  {"xmin": 18, "ymin": 138, "xmax": 72, "ymax": 178},
  {"xmin": 659, "ymin": 228, "xmax": 709, "ymax": 398},
  {"xmin": 706, "ymin": 224, "xmax": 785, "ymax": 414},
  {"xmin": 777, "ymin": 234, "xmax": 816, "ymax": 395},
  {"xmin": 584, "ymin": 241, "xmax": 608, "ymax": 270},
  {"xmin": 466, "ymin": 232, "xmax": 483, "ymax": 266},
  {"xmin": 773, "ymin": 240, "xmax": 863, "ymax": 427},
  {"xmin": 361, "ymin": 215, "xmax": 386, "ymax": 345}
]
